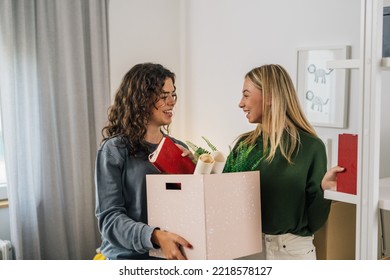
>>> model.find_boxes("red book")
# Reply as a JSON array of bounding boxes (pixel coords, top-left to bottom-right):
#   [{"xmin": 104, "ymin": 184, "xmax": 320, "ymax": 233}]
[
  {"xmin": 337, "ymin": 134, "xmax": 358, "ymax": 195},
  {"xmin": 149, "ymin": 136, "xmax": 196, "ymax": 174}
]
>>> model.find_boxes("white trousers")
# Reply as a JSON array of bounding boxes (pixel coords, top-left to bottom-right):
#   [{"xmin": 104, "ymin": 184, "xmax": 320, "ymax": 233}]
[{"xmin": 263, "ymin": 233, "xmax": 316, "ymax": 260}]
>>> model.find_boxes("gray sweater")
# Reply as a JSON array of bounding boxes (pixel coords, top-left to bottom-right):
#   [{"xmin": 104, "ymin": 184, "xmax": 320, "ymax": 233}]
[{"xmin": 95, "ymin": 135, "xmax": 187, "ymax": 259}]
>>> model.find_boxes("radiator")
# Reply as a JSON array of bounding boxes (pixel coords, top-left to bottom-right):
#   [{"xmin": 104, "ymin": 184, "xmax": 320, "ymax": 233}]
[{"xmin": 0, "ymin": 239, "xmax": 12, "ymax": 260}]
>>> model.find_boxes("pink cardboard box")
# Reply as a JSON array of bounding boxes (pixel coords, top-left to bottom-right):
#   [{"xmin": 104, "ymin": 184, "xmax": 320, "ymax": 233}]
[{"xmin": 146, "ymin": 171, "xmax": 262, "ymax": 260}]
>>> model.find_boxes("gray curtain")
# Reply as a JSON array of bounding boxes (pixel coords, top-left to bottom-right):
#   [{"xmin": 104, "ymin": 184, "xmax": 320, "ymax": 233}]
[{"xmin": 0, "ymin": 0, "xmax": 110, "ymax": 259}]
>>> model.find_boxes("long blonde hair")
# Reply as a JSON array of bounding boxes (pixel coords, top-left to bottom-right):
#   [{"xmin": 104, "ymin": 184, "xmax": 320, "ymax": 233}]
[{"xmin": 241, "ymin": 64, "xmax": 317, "ymax": 163}]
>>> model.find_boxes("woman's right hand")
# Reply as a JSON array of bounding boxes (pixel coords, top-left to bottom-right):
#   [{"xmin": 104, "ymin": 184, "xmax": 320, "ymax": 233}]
[
  {"xmin": 176, "ymin": 144, "xmax": 196, "ymax": 162},
  {"xmin": 151, "ymin": 229, "xmax": 193, "ymax": 260}
]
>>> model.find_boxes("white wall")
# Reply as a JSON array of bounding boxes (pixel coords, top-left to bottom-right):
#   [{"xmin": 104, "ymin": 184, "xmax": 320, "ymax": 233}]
[
  {"xmin": 108, "ymin": 0, "xmax": 186, "ymax": 136},
  {"xmin": 109, "ymin": 0, "xmax": 390, "ymax": 258},
  {"xmin": 182, "ymin": 0, "xmax": 363, "ymax": 163},
  {"xmin": 108, "ymin": 0, "xmax": 181, "ymax": 94},
  {"xmin": 109, "ymin": 0, "xmax": 367, "ymax": 163},
  {"xmin": 109, "ymin": 0, "xmax": 390, "ymax": 176},
  {"xmin": 0, "ymin": 0, "xmax": 387, "ymax": 259}
]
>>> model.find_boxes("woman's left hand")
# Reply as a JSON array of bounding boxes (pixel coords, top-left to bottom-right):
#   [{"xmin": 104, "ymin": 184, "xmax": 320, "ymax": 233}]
[{"xmin": 321, "ymin": 165, "xmax": 345, "ymax": 191}]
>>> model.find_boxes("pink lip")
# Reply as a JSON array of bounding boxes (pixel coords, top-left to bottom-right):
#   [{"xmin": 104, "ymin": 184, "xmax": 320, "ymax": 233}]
[{"xmin": 163, "ymin": 109, "xmax": 174, "ymax": 118}]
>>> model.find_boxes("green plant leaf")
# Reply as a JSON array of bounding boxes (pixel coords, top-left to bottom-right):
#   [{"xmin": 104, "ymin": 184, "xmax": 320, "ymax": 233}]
[
  {"xmin": 201, "ymin": 136, "xmax": 218, "ymax": 152},
  {"xmin": 223, "ymin": 142, "xmax": 266, "ymax": 173}
]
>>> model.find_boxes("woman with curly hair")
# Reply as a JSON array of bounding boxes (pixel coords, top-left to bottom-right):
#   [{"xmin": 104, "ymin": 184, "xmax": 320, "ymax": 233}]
[{"xmin": 95, "ymin": 63, "xmax": 193, "ymax": 260}]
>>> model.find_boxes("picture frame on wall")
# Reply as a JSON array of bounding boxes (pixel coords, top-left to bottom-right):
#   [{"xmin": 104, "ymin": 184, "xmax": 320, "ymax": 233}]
[{"xmin": 296, "ymin": 46, "xmax": 350, "ymax": 128}]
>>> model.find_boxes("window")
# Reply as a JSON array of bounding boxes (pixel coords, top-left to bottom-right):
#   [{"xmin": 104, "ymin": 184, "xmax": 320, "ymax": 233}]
[{"xmin": 0, "ymin": 113, "xmax": 7, "ymax": 200}]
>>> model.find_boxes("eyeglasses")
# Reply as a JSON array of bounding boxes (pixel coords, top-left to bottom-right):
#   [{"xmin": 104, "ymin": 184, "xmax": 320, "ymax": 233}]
[{"xmin": 159, "ymin": 92, "xmax": 177, "ymax": 104}]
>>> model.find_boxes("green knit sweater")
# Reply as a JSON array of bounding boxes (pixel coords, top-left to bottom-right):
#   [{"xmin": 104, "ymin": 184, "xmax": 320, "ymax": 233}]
[{"xmin": 224, "ymin": 130, "xmax": 331, "ymax": 236}]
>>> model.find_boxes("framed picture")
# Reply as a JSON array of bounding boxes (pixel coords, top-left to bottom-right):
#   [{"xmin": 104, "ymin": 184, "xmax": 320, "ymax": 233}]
[{"xmin": 296, "ymin": 46, "xmax": 350, "ymax": 128}]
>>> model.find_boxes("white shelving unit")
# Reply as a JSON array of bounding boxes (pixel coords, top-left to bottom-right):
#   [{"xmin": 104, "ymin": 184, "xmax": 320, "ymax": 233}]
[
  {"xmin": 322, "ymin": 0, "xmax": 388, "ymax": 259},
  {"xmin": 379, "ymin": 178, "xmax": 390, "ymax": 211},
  {"xmin": 382, "ymin": 57, "xmax": 390, "ymax": 68},
  {"xmin": 324, "ymin": 189, "xmax": 358, "ymax": 205}
]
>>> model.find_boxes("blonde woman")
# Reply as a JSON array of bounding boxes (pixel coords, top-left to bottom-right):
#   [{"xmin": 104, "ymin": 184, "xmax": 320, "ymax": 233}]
[{"xmin": 224, "ymin": 64, "xmax": 343, "ymax": 260}]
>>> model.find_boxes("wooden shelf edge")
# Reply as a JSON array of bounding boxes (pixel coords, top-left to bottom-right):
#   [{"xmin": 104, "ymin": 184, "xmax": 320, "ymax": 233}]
[
  {"xmin": 379, "ymin": 200, "xmax": 390, "ymax": 211},
  {"xmin": 324, "ymin": 189, "xmax": 358, "ymax": 204},
  {"xmin": 0, "ymin": 199, "xmax": 9, "ymax": 208},
  {"xmin": 380, "ymin": 177, "xmax": 390, "ymax": 210},
  {"xmin": 381, "ymin": 57, "xmax": 390, "ymax": 69}
]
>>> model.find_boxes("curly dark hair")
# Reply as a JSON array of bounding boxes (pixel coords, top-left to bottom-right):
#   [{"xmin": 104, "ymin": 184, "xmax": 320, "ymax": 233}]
[{"xmin": 102, "ymin": 63, "xmax": 176, "ymax": 156}]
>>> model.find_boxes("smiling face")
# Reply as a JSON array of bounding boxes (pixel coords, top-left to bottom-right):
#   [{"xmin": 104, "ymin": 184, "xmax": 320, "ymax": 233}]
[
  {"xmin": 239, "ymin": 77, "xmax": 264, "ymax": 123},
  {"xmin": 148, "ymin": 78, "xmax": 177, "ymax": 128}
]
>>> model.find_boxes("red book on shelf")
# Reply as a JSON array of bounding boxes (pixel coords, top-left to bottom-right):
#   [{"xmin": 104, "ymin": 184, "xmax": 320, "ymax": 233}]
[
  {"xmin": 149, "ymin": 136, "xmax": 196, "ymax": 174},
  {"xmin": 337, "ymin": 133, "xmax": 358, "ymax": 195}
]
